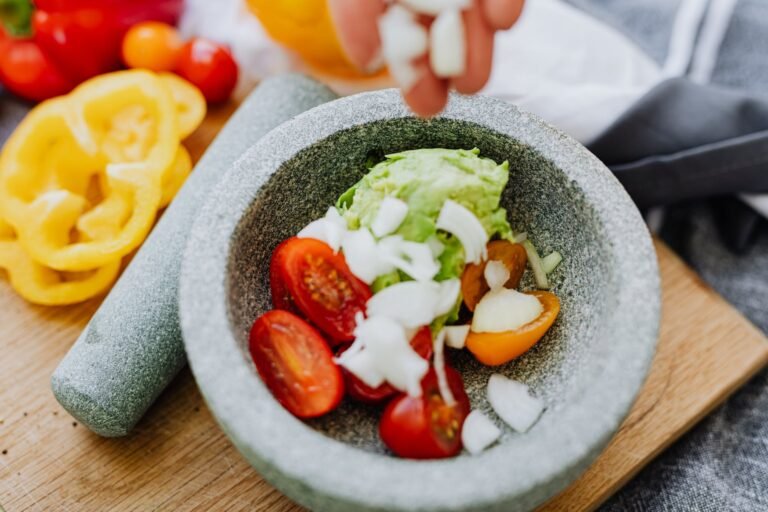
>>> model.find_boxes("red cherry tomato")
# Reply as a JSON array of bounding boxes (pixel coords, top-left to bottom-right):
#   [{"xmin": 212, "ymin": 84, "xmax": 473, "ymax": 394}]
[
  {"xmin": 249, "ymin": 310, "xmax": 344, "ymax": 419},
  {"xmin": 175, "ymin": 37, "xmax": 238, "ymax": 104},
  {"xmin": 380, "ymin": 366, "xmax": 471, "ymax": 459},
  {"xmin": 341, "ymin": 326, "xmax": 433, "ymax": 404},
  {"xmin": 270, "ymin": 237, "xmax": 372, "ymax": 344}
]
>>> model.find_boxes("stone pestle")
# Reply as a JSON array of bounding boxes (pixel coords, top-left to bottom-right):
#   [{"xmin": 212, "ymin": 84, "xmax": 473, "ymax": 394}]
[{"xmin": 51, "ymin": 74, "xmax": 338, "ymax": 437}]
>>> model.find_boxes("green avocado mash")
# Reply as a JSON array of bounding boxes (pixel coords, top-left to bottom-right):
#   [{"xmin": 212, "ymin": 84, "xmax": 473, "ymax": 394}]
[{"xmin": 337, "ymin": 148, "xmax": 513, "ymax": 300}]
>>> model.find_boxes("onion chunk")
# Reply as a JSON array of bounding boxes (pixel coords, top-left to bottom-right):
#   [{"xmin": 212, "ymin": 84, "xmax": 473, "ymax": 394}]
[
  {"xmin": 430, "ymin": 9, "xmax": 467, "ymax": 78},
  {"xmin": 297, "ymin": 207, "xmax": 347, "ymax": 252},
  {"xmin": 436, "ymin": 199, "xmax": 488, "ymax": 264},
  {"xmin": 487, "ymin": 374, "xmax": 543, "ymax": 433},
  {"xmin": 471, "ymin": 288, "xmax": 543, "ymax": 333},
  {"xmin": 462, "ymin": 410, "xmax": 501, "ymax": 455},
  {"xmin": 444, "ymin": 324, "xmax": 470, "ymax": 349},
  {"xmin": 371, "ymin": 197, "xmax": 409, "ymax": 237}
]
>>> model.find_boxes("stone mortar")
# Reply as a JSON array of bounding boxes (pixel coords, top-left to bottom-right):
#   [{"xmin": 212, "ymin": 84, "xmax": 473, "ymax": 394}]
[
  {"xmin": 180, "ymin": 90, "xmax": 661, "ymax": 511},
  {"xmin": 51, "ymin": 75, "xmax": 338, "ymax": 437}
]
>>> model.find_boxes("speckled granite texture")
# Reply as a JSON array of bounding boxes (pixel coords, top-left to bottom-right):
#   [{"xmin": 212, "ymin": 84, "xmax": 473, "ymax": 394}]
[
  {"xmin": 51, "ymin": 75, "xmax": 337, "ymax": 437},
  {"xmin": 180, "ymin": 89, "xmax": 660, "ymax": 511}
]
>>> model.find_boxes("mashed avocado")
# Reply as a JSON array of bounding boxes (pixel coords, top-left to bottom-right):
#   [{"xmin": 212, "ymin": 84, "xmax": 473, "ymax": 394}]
[{"xmin": 337, "ymin": 148, "xmax": 513, "ymax": 291}]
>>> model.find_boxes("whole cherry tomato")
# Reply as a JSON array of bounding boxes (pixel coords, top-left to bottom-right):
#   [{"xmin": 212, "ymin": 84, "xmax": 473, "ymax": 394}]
[
  {"xmin": 175, "ymin": 37, "xmax": 238, "ymax": 104},
  {"xmin": 122, "ymin": 21, "xmax": 182, "ymax": 72},
  {"xmin": 270, "ymin": 237, "xmax": 372, "ymax": 344},
  {"xmin": 249, "ymin": 309, "xmax": 344, "ymax": 418},
  {"xmin": 341, "ymin": 326, "xmax": 433, "ymax": 404},
  {"xmin": 380, "ymin": 366, "xmax": 471, "ymax": 459}
]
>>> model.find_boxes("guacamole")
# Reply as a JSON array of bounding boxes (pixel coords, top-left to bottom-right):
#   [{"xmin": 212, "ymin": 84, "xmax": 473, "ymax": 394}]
[{"xmin": 337, "ymin": 148, "xmax": 513, "ymax": 293}]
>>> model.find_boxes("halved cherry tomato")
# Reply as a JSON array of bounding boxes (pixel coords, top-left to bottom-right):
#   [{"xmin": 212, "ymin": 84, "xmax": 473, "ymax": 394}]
[
  {"xmin": 270, "ymin": 237, "xmax": 372, "ymax": 344},
  {"xmin": 249, "ymin": 309, "xmax": 344, "ymax": 418},
  {"xmin": 341, "ymin": 326, "xmax": 433, "ymax": 404},
  {"xmin": 461, "ymin": 240, "xmax": 527, "ymax": 311},
  {"xmin": 466, "ymin": 290, "xmax": 560, "ymax": 366},
  {"xmin": 175, "ymin": 37, "xmax": 238, "ymax": 104},
  {"xmin": 380, "ymin": 366, "xmax": 470, "ymax": 459}
]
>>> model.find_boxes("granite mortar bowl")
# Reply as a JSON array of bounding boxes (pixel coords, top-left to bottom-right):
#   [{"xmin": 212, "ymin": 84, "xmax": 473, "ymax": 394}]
[{"xmin": 179, "ymin": 90, "xmax": 660, "ymax": 512}]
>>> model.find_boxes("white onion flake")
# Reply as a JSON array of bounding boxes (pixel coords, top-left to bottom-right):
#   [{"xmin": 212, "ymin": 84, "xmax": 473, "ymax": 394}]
[
  {"xmin": 436, "ymin": 199, "xmax": 488, "ymax": 264},
  {"xmin": 487, "ymin": 374, "xmax": 544, "ymax": 433},
  {"xmin": 337, "ymin": 350, "xmax": 385, "ymax": 388},
  {"xmin": 430, "ymin": 9, "xmax": 466, "ymax": 78},
  {"xmin": 297, "ymin": 207, "xmax": 347, "ymax": 252},
  {"xmin": 523, "ymin": 239, "xmax": 550, "ymax": 289},
  {"xmin": 484, "ymin": 260, "xmax": 510, "ymax": 290},
  {"xmin": 462, "ymin": 410, "xmax": 501, "ymax": 455},
  {"xmin": 471, "ymin": 288, "xmax": 543, "ymax": 333},
  {"xmin": 353, "ymin": 316, "xmax": 429, "ymax": 397},
  {"xmin": 400, "ymin": 0, "xmax": 471, "ymax": 16},
  {"xmin": 433, "ymin": 330, "xmax": 456, "ymax": 406},
  {"xmin": 542, "ymin": 251, "xmax": 563, "ymax": 274},
  {"xmin": 378, "ymin": 5, "xmax": 428, "ymax": 90},
  {"xmin": 444, "ymin": 324, "xmax": 470, "ymax": 349},
  {"xmin": 434, "ymin": 278, "xmax": 461, "ymax": 316},
  {"xmin": 366, "ymin": 281, "xmax": 441, "ymax": 328},
  {"xmin": 341, "ymin": 228, "xmax": 394, "ymax": 284},
  {"xmin": 371, "ymin": 197, "xmax": 409, "ymax": 238},
  {"xmin": 380, "ymin": 235, "xmax": 440, "ymax": 282}
]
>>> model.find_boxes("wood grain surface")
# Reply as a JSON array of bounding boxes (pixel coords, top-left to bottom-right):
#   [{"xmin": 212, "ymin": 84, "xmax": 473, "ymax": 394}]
[{"xmin": 1, "ymin": 104, "xmax": 767, "ymax": 512}]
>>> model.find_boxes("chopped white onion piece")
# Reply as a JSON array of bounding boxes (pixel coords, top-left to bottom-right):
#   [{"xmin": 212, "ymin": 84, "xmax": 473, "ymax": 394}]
[
  {"xmin": 471, "ymin": 288, "xmax": 543, "ymax": 333},
  {"xmin": 371, "ymin": 197, "xmax": 409, "ymax": 238},
  {"xmin": 380, "ymin": 235, "xmax": 440, "ymax": 282},
  {"xmin": 513, "ymin": 232, "xmax": 528, "ymax": 244},
  {"xmin": 337, "ymin": 350, "xmax": 385, "ymax": 388},
  {"xmin": 426, "ymin": 236, "xmax": 445, "ymax": 257},
  {"xmin": 366, "ymin": 281, "xmax": 441, "ymax": 328},
  {"xmin": 430, "ymin": 9, "xmax": 466, "ymax": 78},
  {"xmin": 462, "ymin": 410, "xmax": 501, "ymax": 455},
  {"xmin": 444, "ymin": 324, "xmax": 470, "ymax": 349},
  {"xmin": 297, "ymin": 207, "xmax": 347, "ymax": 252},
  {"xmin": 354, "ymin": 316, "xmax": 429, "ymax": 397},
  {"xmin": 432, "ymin": 330, "xmax": 456, "ymax": 406},
  {"xmin": 400, "ymin": 0, "xmax": 471, "ymax": 16},
  {"xmin": 436, "ymin": 200, "xmax": 488, "ymax": 264},
  {"xmin": 378, "ymin": 5, "xmax": 428, "ymax": 90},
  {"xmin": 484, "ymin": 260, "xmax": 510, "ymax": 290},
  {"xmin": 341, "ymin": 228, "xmax": 394, "ymax": 284},
  {"xmin": 487, "ymin": 374, "xmax": 543, "ymax": 433},
  {"xmin": 522, "ymin": 240, "xmax": 550, "ymax": 289},
  {"xmin": 542, "ymin": 251, "xmax": 563, "ymax": 274},
  {"xmin": 434, "ymin": 278, "xmax": 461, "ymax": 317}
]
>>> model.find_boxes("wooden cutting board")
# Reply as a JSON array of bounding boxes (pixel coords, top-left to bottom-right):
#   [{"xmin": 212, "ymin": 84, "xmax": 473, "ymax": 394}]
[{"xmin": 1, "ymin": 103, "xmax": 767, "ymax": 512}]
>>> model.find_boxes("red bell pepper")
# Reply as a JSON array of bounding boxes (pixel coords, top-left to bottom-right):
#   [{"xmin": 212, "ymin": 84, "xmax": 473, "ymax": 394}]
[{"xmin": 0, "ymin": 0, "xmax": 184, "ymax": 102}]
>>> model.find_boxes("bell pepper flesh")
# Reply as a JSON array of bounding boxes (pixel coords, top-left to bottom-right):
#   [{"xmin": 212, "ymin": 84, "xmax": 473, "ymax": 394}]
[{"xmin": 0, "ymin": 70, "xmax": 205, "ymax": 304}]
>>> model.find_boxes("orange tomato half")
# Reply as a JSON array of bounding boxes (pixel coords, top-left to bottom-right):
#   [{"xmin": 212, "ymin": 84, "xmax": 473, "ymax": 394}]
[{"xmin": 466, "ymin": 291, "xmax": 561, "ymax": 366}]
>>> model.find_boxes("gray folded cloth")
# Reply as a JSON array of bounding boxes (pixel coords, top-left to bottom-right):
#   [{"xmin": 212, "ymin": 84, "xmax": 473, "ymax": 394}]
[{"xmin": 566, "ymin": 0, "xmax": 768, "ymax": 510}]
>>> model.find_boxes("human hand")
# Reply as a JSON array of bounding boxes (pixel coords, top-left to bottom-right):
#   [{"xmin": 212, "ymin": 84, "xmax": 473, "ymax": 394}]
[{"xmin": 328, "ymin": 0, "xmax": 525, "ymax": 117}]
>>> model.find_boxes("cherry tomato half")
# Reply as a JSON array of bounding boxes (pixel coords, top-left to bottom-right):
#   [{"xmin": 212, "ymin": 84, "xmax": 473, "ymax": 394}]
[
  {"xmin": 380, "ymin": 366, "xmax": 470, "ymax": 459},
  {"xmin": 270, "ymin": 237, "xmax": 372, "ymax": 344},
  {"xmin": 466, "ymin": 290, "xmax": 560, "ymax": 366},
  {"xmin": 175, "ymin": 37, "xmax": 238, "ymax": 104},
  {"xmin": 461, "ymin": 240, "xmax": 527, "ymax": 312},
  {"xmin": 122, "ymin": 22, "xmax": 183, "ymax": 72},
  {"xmin": 249, "ymin": 309, "xmax": 344, "ymax": 418},
  {"xmin": 340, "ymin": 326, "xmax": 433, "ymax": 404}
]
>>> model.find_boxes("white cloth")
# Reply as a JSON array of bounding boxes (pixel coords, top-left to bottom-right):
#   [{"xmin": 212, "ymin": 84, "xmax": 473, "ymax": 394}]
[{"xmin": 481, "ymin": 0, "xmax": 661, "ymax": 143}]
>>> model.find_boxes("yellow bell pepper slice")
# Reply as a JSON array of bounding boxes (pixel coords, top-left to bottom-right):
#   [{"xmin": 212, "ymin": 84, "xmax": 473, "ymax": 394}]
[
  {"xmin": 160, "ymin": 145, "xmax": 192, "ymax": 208},
  {"xmin": 0, "ymin": 218, "xmax": 120, "ymax": 306},
  {"xmin": 159, "ymin": 73, "xmax": 207, "ymax": 140},
  {"xmin": 0, "ymin": 70, "xmax": 178, "ymax": 271}
]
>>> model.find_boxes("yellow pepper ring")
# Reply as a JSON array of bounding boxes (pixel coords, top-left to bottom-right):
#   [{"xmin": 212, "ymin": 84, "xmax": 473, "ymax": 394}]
[
  {"xmin": 0, "ymin": 219, "xmax": 120, "ymax": 306},
  {"xmin": 159, "ymin": 73, "xmax": 207, "ymax": 140},
  {"xmin": 0, "ymin": 70, "xmax": 178, "ymax": 271}
]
